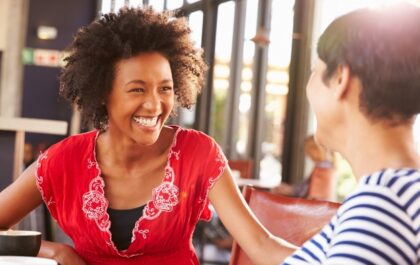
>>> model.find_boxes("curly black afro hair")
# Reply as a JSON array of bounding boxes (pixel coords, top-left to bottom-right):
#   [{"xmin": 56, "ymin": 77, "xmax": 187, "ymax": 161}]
[{"xmin": 59, "ymin": 7, "xmax": 207, "ymax": 129}]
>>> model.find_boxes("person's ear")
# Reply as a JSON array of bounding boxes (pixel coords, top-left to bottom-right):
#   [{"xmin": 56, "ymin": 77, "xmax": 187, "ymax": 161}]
[{"xmin": 333, "ymin": 64, "xmax": 351, "ymax": 100}]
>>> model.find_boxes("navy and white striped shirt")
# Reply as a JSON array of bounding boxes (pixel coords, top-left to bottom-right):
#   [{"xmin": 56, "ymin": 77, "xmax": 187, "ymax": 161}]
[{"xmin": 283, "ymin": 168, "xmax": 420, "ymax": 265}]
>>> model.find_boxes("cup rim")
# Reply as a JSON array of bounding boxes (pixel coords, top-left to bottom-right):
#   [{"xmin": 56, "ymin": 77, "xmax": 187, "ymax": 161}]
[{"xmin": 0, "ymin": 230, "xmax": 42, "ymax": 236}]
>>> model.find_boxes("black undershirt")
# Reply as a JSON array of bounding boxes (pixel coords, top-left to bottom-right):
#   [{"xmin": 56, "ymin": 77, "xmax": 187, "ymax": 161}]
[{"xmin": 107, "ymin": 204, "xmax": 145, "ymax": 250}]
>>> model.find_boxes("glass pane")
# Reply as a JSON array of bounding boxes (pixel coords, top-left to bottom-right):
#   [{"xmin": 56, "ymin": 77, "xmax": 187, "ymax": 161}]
[
  {"xmin": 148, "ymin": 0, "xmax": 164, "ymax": 11},
  {"xmin": 259, "ymin": 0, "xmax": 295, "ymax": 184},
  {"xmin": 235, "ymin": 0, "xmax": 258, "ymax": 157},
  {"xmin": 128, "ymin": 0, "xmax": 142, "ymax": 8},
  {"xmin": 100, "ymin": 0, "xmax": 112, "ymax": 14},
  {"xmin": 166, "ymin": 0, "xmax": 184, "ymax": 10},
  {"xmin": 114, "ymin": 0, "xmax": 126, "ymax": 12},
  {"xmin": 210, "ymin": 1, "xmax": 235, "ymax": 146},
  {"xmin": 176, "ymin": 11, "xmax": 203, "ymax": 128},
  {"xmin": 188, "ymin": 11, "xmax": 203, "ymax": 47}
]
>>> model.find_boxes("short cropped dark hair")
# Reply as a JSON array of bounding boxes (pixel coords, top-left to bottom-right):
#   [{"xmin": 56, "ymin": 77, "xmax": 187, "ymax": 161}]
[
  {"xmin": 60, "ymin": 7, "xmax": 207, "ymax": 129},
  {"xmin": 317, "ymin": 3, "xmax": 420, "ymax": 123}
]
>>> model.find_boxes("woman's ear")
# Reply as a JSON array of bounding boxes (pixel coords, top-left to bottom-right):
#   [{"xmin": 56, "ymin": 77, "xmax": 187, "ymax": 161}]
[{"xmin": 333, "ymin": 64, "xmax": 351, "ymax": 100}]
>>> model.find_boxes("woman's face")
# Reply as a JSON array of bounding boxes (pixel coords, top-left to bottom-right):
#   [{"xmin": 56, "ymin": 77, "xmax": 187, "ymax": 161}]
[
  {"xmin": 106, "ymin": 52, "xmax": 174, "ymax": 146},
  {"xmin": 306, "ymin": 59, "xmax": 339, "ymax": 150}
]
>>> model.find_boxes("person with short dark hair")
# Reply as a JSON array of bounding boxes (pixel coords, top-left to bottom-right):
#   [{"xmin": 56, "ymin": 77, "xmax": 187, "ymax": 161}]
[
  {"xmin": 282, "ymin": 3, "xmax": 420, "ymax": 264},
  {"xmin": 0, "ymin": 7, "xmax": 293, "ymax": 265}
]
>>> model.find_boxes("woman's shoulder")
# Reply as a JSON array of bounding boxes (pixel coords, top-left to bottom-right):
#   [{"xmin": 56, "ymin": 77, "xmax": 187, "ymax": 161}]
[
  {"xmin": 172, "ymin": 125, "xmax": 217, "ymax": 145},
  {"xmin": 170, "ymin": 126, "xmax": 224, "ymax": 161},
  {"xmin": 42, "ymin": 130, "xmax": 97, "ymax": 160},
  {"xmin": 341, "ymin": 168, "xmax": 419, "ymax": 220},
  {"xmin": 360, "ymin": 168, "xmax": 420, "ymax": 193}
]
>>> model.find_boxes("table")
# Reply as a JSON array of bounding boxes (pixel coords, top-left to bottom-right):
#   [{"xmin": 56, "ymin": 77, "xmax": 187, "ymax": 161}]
[
  {"xmin": 235, "ymin": 178, "xmax": 280, "ymax": 190},
  {"xmin": 232, "ymin": 169, "xmax": 281, "ymax": 189}
]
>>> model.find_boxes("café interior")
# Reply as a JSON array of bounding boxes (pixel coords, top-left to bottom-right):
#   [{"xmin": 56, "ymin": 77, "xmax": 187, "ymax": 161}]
[{"xmin": 0, "ymin": 0, "xmax": 419, "ymax": 264}]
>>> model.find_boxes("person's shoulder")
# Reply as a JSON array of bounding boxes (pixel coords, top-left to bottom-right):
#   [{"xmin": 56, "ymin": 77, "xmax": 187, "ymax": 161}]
[
  {"xmin": 361, "ymin": 168, "xmax": 420, "ymax": 195},
  {"xmin": 44, "ymin": 130, "xmax": 97, "ymax": 158},
  {"xmin": 173, "ymin": 126, "xmax": 216, "ymax": 146},
  {"xmin": 341, "ymin": 168, "xmax": 419, "ymax": 218}
]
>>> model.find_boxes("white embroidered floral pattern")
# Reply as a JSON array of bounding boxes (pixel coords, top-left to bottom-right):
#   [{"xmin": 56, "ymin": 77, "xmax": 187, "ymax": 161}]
[
  {"xmin": 196, "ymin": 142, "xmax": 227, "ymax": 223},
  {"xmin": 138, "ymin": 229, "xmax": 149, "ymax": 239},
  {"xmin": 142, "ymin": 165, "xmax": 179, "ymax": 220},
  {"xmin": 82, "ymin": 176, "xmax": 110, "ymax": 232},
  {"xmin": 153, "ymin": 182, "xmax": 179, "ymax": 211},
  {"xmin": 87, "ymin": 158, "xmax": 96, "ymax": 169},
  {"xmin": 170, "ymin": 150, "xmax": 180, "ymax": 160},
  {"xmin": 37, "ymin": 150, "xmax": 48, "ymax": 167},
  {"xmin": 35, "ymin": 151, "xmax": 55, "ymax": 206},
  {"xmin": 86, "ymin": 128, "xmax": 183, "ymax": 257}
]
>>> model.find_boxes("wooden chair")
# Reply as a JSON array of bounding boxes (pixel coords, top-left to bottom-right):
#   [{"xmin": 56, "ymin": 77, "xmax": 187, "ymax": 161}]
[
  {"xmin": 229, "ymin": 186, "xmax": 341, "ymax": 265},
  {"xmin": 228, "ymin": 160, "xmax": 253, "ymax": 179}
]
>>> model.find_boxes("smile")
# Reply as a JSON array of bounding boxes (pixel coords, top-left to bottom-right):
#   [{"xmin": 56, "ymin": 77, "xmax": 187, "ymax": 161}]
[{"xmin": 133, "ymin": 116, "xmax": 159, "ymax": 127}]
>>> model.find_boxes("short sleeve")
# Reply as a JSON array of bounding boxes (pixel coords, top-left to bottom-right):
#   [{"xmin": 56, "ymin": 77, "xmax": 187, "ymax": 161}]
[
  {"xmin": 196, "ymin": 133, "xmax": 228, "ymax": 221},
  {"xmin": 35, "ymin": 145, "xmax": 60, "ymax": 219}
]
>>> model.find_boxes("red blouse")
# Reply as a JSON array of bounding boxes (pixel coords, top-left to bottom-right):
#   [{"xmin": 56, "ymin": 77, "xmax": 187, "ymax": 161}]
[{"xmin": 36, "ymin": 126, "xmax": 227, "ymax": 265}]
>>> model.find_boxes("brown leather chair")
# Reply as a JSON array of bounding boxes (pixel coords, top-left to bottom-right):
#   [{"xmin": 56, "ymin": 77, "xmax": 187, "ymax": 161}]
[
  {"xmin": 228, "ymin": 160, "xmax": 253, "ymax": 179},
  {"xmin": 229, "ymin": 186, "xmax": 341, "ymax": 265}
]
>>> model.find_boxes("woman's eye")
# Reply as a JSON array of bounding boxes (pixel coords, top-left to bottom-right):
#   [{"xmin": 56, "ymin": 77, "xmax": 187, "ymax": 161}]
[
  {"xmin": 161, "ymin": 86, "xmax": 173, "ymax": 92},
  {"xmin": 129, "ymin": 88, "xmax": 144, "ymax": 93}
]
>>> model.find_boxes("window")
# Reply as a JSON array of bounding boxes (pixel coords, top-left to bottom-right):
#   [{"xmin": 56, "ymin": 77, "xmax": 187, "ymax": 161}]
[
  {"xmin": 259, "ymin": 0, "xmax": 294, "ymax": 184},
  {"xmin": 210, "ymin": 1, "xmax": 235, "ymax": 146},
  {"xmin": 148, "ymin": 0, "xmax": 164, "ymax": 11},
  {"xmin": 235, "ymin": 0, "xmax": 257, "ymax": 158},
  {"xmin": 175, "ymin": 10, "xmax": 204, "ymax": 128},
  {"xmin": 166, "ymin": 0, "xmax": 183, "ymax": 10}
]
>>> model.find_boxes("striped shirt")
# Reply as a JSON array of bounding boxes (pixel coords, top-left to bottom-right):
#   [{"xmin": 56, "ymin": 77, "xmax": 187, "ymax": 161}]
[{"xmin": 283, "ymin": 168, "xmax": 420, "ymax": 265}]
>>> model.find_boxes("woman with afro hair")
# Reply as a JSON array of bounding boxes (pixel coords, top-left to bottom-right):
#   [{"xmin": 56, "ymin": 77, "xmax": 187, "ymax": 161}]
[{"xmin": 0, "ymin": 7, "xmax": 293, "ymax": 265}]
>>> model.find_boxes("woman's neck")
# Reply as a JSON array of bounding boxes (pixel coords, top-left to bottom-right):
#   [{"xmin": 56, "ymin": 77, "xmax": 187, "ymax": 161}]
[
  {"xmin": 96, "ymin": 126, "xmax": 173, "ymax": 169},
  {"xmin": 340, "ymin": 121, "xmax": 419, "ymax": 181}
]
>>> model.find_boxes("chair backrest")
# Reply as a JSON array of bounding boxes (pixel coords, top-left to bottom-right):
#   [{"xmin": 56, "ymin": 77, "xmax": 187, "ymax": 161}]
[
  {"xmin": 228, "ymin": 160, "xmax": 253, "ymax": 179},
  {"xmin": 229, "ymin": 186, "xmax": 341, "ymax": 265},
  {"xmin": 307, "ymin": 166, "xmax": 336, "ymax": 201}
]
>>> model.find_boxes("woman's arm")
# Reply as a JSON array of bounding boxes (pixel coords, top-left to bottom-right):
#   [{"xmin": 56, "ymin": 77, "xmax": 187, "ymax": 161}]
[
  {"xmin": 39, "ymin": 241, "xmax": 87, "ymax": 265},
  {"xmin": 0, "ymin": 162, "xmax": 86, "ymax": 265},
  {"xmin": 0, "ymin": 162, "xmax": 43, "ymax": 228},
  {"xmin": 209, "ymin": 169, "xmax": 297, "ymax": 265}
]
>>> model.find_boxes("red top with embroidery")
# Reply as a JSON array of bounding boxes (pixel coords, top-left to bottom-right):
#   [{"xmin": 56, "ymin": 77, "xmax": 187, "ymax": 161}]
[{"xmin": 36, "ymin": 126, "xmax": 227, "ymax": 265}]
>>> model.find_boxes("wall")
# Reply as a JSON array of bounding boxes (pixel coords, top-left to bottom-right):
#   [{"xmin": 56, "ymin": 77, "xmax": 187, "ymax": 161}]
[
  {"xmin": 0, "ymin": 0, "xmax": 9, "ymax": 50},
  {"xmin": 0, "ymin": 0, "xmax": 28, "ymax": 117},
  {"xmin": 21, "ymin": 0, "xmax": 97, "ymax": 146}
]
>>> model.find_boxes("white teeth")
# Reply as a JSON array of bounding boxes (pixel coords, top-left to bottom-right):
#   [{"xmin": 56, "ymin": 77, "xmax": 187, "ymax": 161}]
[{"xmin": 133, "ymin": 116, "xmax": 158, "ymax": 127}]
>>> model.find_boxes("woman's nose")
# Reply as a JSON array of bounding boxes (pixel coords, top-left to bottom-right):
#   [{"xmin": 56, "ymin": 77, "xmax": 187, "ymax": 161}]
[{"xmin": 142, "ymin": 91, "xmax": 161, "ymax": 111}]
